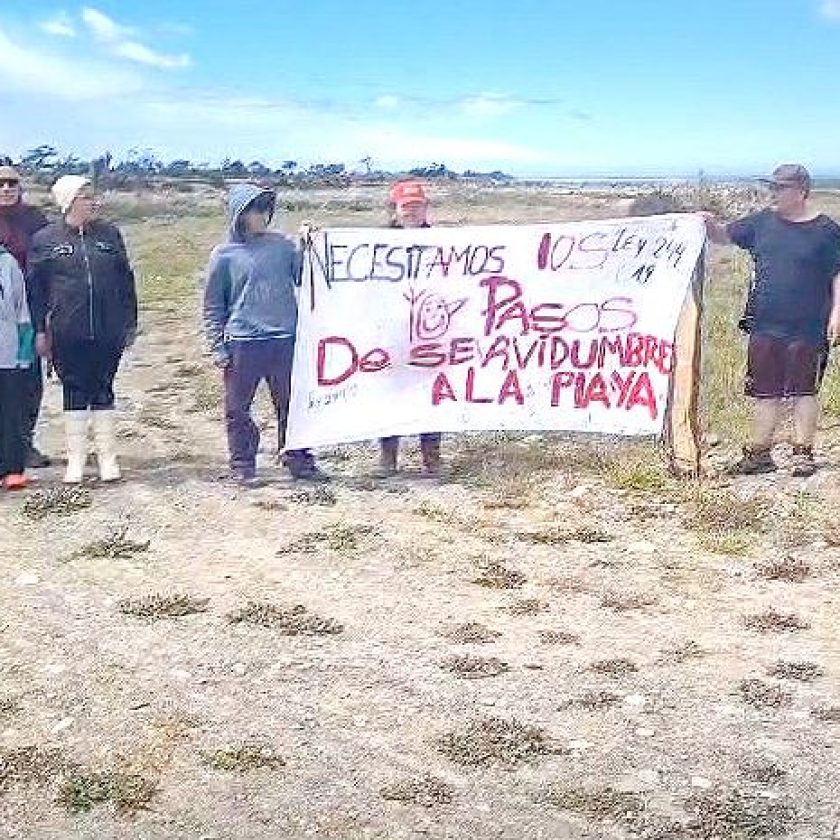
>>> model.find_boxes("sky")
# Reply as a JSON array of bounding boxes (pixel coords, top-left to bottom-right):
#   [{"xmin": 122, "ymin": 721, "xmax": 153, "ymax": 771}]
[{"xmin": 1, "ymin": 0, "xmax": 840, "ymax": 177}]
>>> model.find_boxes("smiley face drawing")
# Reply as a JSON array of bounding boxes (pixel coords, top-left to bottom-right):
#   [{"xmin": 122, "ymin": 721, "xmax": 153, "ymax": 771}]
[{"xmin": 405, "ymin": 288, "xmax": 467, "ymax": 341}]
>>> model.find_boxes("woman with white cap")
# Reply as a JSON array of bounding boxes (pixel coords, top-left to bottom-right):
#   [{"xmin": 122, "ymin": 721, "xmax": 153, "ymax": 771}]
[{"xmin": 27, "ymin": 175, "xmax": 138, "ymax": 483}]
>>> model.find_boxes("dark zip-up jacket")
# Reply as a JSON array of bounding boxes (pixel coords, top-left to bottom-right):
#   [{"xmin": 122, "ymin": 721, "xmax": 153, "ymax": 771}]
[{"xmin": 27, "ymin": 219, "xmax": 138, "ymax": 346}]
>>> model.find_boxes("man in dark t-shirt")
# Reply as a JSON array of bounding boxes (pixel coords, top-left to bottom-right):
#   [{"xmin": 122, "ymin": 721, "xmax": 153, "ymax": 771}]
[{"xmin": 704, "ymin": 163, "xmax": 840, "ymax": 477}]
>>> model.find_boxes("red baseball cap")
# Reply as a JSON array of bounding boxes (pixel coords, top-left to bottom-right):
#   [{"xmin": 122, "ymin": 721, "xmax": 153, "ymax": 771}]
[{"xmin": 389, "ymin": 180, "xmax": 427, "ymax": 207}]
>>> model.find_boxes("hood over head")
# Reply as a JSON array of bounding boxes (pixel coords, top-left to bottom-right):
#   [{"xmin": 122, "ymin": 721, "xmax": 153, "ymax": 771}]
[{"xmin": 226, "ymin": 183, "xmax": 276, "ymax": 242}]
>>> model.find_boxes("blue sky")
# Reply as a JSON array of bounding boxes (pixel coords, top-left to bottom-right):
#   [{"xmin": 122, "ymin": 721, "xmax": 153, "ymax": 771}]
[{"xmin": 1, "ymin": 1, "xmax": 839, "ymax": 176}]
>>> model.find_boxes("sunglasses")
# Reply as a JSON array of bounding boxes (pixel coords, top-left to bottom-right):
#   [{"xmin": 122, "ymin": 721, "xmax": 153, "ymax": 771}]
[
  {"xmin": 0, "ymin": 179, "xmax": 20, "ymax": 188},
  {"xmin": 768, "ymin": 182, "xmax": 799, "ymax": 193}
]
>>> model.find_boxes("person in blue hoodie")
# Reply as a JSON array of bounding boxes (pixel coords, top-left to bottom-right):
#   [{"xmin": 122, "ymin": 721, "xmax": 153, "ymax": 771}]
[{"xmin": 203, "ymin": 184, "xmax": 326, "ymax": 484}]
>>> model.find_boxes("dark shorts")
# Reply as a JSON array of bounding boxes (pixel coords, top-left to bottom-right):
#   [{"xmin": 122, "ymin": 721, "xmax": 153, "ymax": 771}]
[{"xmin": 745, "ymin": 334, "xmax": 828, "ymax": 399}]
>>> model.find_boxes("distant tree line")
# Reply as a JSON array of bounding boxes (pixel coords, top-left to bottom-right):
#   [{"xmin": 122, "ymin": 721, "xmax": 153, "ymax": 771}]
[{"xmin": 4, "ymin": 146, "xmax": 513, "ymax": 189}]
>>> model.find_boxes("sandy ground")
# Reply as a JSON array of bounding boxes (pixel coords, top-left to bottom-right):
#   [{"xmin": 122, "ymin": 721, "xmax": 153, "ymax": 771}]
[{"xmin": 2, "ymin": 194, "xmax": 840, "ymax": 839}]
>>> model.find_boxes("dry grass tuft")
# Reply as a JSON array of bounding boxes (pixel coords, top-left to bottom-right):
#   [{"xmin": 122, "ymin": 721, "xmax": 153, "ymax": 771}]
[
  {"xmin": 737, "ymin": 679, "xmax": 793, "ymax": 710},
  {"xmin": 380, "ymin": 774, "xmax": 454, "ymax": 807},
  {"xmin": 0, "ymin": 697, "xmax": 20, "ymax": 717},
  {"xmin": 687, "ymin": 788, "xmax": 796, "ymax": 839},
  {"xmin": 438, "ymin": 717, "xmax": 563, "ymax": 768},
  {"xmin": 539, "ymin": 784, "xmax": 647, "ymax": 822},
  {"xmin": 277, "ymin": 523, "xmax": 376, "ymax": 554},
  {"xmin": 756, "ymin": 556, "xmax": 811, "ymax": 582},
  {"xmin": 810, "ymin": 706, "xmax": 840, "ymax": 723},
  {"xmin": 605, "ymin": 459, "xmax": 668, "ymax": 492},
  {"xmin": 204, "ymin": 744, "xmax": 286, "ymax": 773},
  {"xmin": 743, "ymin": 609, "xmax": 810, "ymax": 634},
  {"xmin": 227, "ymin": 602, "xmax": 344, "ymax": 635},
  {"xmin": 59, "ymin": 771, "xmax": 157, "ymax": 815},
  {"xmin": 558, "ymin": 691, "xmax": 621, "ymax": 711},
  {"xmin": 683, "ymin": 487, "xmax": 769, "ymax": 534},
  {"xmin": 22, "ymin": 486, "xmax": 92, "ymax": 519},
  {"xmin": 288, "ymin": 486, "xmax": 337, "ymax": 507},
  {"xmin": 69, "ymin": 527, "xmax": 150, "ymax": 562},
  {"xmin": 766, "ymin": 661, "xmax": 824, "ymax": 683},
  {"xmin": 442, "ymin": 655, "xmax": 509, "ymax": 679},
  {"xmin": 504, "ymin": 598, "xmax": 549, "ymax": 616},
  {"xmin": 600, "ymin": 591, "xmax": 658, "ymax": 612},
  {"xmin": 118, "ymin": 593, "xmax": 209, "ymax": 619},
  {"xmin": 589, "ymin": 658, "xmax": 638, "ymax": 677},
  {"xmin": 472, "ymin": 560, "xmax": 526, "ymax": 589},
  {"xmin": 0, "ymin": 746, "xmax": 66, "ymax": 795},
  {"xmin": 698, "ymin": 531, "xmax": 753, "ymax": 556},
  {"xmin": 739, "ymin": 760, "xmax": 788, "ymax": 786},
  {"xmin": 539, "ymin": 630, "xmax": 581, "ymax": 646},
  {"xmin": 413, "ymin": 501, "xmax": 460, "ymax": 524},
  {"xmin": 659, "ymin": 640, "xmax": 706, "ymax": 664},
  {"xmin": 439, "ymin": 622, "xmax": 502, "ymax": 644},
  {"xmin": 519, "ymin": 525, "xmax": 613, "ymax": 545}
]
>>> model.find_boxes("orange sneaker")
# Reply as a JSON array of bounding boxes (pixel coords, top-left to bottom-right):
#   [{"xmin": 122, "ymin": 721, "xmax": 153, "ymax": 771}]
[{"xmin": 3, "ymin": 474, "xmax": 28, "ymax": 491}]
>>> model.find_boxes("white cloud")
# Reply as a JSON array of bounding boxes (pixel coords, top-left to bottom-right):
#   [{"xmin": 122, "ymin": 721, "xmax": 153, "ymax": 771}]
[
  {"xmin": 81, "ymin": 6, "xmax": 190, "ymax": 69},
  {"xmin": 460, "ymin": 93, "xmax": 522, "ymax": 119},
  {"xmin": 820, "ymin": 0, "xmax": 840, "ymax": 19},
  {"xmin": 374, "ymin": 94, "xmax": 400, "ymax": 110},
  {"xmin": 81, "ymin": 6, "xmax": 128, "ymax": 41},
  {"xmin": 40, "ymin": 13, "xmax": 76, "ymax": 38},
  {"xmin": 0, "ymin": 26, "xmax": 141, "ymax": 100},
  {"xmin": 113, "ymin": 41, "xmax": 190, "ymax": 69}
]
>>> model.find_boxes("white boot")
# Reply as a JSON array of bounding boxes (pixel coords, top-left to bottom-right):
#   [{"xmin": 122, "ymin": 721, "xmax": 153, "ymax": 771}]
[
  {"xmin": 63, "ymin": 411, "xmax": 89, "ymax": 484},
  {"xmin": 92, "ymin": 410, "xmax": 121, "ymax": 482}
]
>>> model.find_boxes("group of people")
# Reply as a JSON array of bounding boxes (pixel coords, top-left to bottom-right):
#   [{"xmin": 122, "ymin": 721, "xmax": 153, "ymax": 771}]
[
  {"xmin": 0, "ymin": 162, "xmax": 839, "ymax": 491},
  {"xmin": 0, "ymin": 167, "xmax": 137, "ymax": 490},
  {"xmin": 0, "ymin": 172, "xmax": 438, "ymax": 489}
]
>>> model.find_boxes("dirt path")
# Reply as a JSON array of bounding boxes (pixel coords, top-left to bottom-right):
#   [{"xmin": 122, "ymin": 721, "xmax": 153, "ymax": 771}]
[{"xmin": 2, "ymin": 307, "xmax": 840, "ymax": 838}]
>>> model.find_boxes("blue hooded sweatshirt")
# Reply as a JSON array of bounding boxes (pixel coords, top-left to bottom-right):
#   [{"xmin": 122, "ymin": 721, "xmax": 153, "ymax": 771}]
[{"xmin": 203, "ymin": 184, "xmax": 300, "ymax": 364}]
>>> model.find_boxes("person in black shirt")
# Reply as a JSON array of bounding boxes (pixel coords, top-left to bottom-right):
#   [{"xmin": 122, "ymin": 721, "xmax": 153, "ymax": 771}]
[{"xmin": 705, "ymin": 164, "xmax": 840, "ymax": 477}]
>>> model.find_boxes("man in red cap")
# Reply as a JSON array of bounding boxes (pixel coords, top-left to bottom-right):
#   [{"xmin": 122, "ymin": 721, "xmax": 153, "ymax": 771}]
[
  {"xmin": 705, "ymin": 164, "xmax": 840, "ymax": 477},
  {"xmin": 377, "ymin": 180, "xmax": 443, "ymax": 477}
]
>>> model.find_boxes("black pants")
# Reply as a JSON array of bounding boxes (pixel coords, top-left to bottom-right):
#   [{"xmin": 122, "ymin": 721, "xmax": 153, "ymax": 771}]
[
  {"xmin": 23, "ymin": 357, "xmax": 43, "ymax": 447},
  {"xmin": 0, "ymin": 369, "xmax": 27, "ymax": 478},
  {"xmin": 53, "ymin": 340, "xmax": 124, "ymax": 411}
]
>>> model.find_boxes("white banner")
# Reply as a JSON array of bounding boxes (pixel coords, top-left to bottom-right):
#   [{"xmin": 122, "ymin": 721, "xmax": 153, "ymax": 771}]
[{"xmin": 286, "ymin": 215, "xmax": 706, "ymax": 450}]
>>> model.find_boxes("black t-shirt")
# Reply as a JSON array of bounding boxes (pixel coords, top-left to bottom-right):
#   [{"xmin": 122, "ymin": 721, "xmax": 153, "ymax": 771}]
[{"xmin": 727, "ymin": 209, "xmax": 840, "ymax": 343}]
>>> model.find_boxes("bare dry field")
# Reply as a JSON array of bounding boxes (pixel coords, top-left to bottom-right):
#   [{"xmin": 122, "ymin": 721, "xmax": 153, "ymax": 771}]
[{"xmin": 1, "ymin": 184, "xmax": 839, "ymax": 840}]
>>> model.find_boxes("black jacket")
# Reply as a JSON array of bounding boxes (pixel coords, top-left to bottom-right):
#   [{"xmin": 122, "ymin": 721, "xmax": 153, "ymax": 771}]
[{"xmin": 28, "ymin": 219, "xmax": 138, "ymax": 346}]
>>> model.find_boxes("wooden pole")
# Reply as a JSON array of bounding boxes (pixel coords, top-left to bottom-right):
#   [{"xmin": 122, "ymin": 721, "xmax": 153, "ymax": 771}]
[{"xmin": 665, "ymin": 247, "xmax": 706, "ymax": 477}]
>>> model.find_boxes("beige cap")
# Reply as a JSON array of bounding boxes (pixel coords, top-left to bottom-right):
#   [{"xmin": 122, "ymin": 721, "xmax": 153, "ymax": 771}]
[
  {"xmin": 0, "ymin": 165, "xmax": 21, "ymax": 182},
  {"xmin": 51, "ymin": 175, "xmax": 91, "ymax": 214}
]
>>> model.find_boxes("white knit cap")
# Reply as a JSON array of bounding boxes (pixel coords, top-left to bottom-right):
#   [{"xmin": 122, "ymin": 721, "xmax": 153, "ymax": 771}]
[{"xmin": 51, "ymin": 175, "xmax": 91, "ymax": 214}]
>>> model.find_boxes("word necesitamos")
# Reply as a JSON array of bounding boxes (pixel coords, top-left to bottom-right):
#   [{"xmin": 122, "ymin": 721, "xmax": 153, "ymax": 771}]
[{"xmin": 322, "ymin": 226, "xmax": 688, "ymax": 284}]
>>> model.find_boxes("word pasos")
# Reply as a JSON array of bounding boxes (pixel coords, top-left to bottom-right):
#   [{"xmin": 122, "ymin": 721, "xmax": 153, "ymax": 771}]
[
  {"xmin": 326, "ymin": 240, "xmax": 506, "ymax": 283},
  {"xmin": 481, "ymin": 275, "xmax": 637, "ymax": 336},
  {"xmin": 536, "ymin": 226, "xmax": 689, "ymax": 272}
]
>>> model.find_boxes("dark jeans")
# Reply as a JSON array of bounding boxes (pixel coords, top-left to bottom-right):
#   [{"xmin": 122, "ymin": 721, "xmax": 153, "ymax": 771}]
[
  {"xmin": 53, "ymin": 339, "xmax": 124, "ymax": 411},
  {"xmin": 223, "ymin": 339, "xmax": 310, "ymax": 474},
  {"xmin": 23, "ymin": 357, "xmax": 43, "ymax": 447},
  {"xmin": 0, "ymin": 369, "xmax": 27, "ymax": 477}
]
